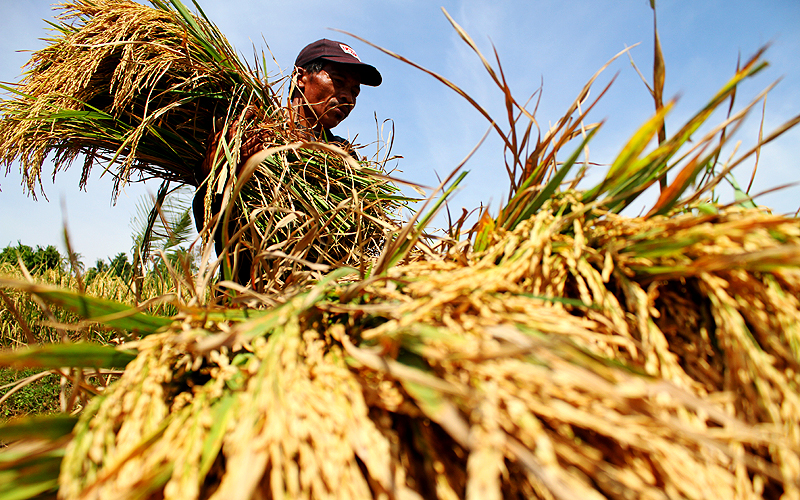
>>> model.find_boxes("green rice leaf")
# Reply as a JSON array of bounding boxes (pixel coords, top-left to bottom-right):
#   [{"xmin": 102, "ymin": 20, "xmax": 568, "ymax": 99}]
[
  {"xmin": 0, "ymin": 477, "xmax": 59, "ymax": 500},
  {"xmin": 506, "ymin": 126, "xmax": 599, "ymax": 229},
  {"xmin": 0, "ymin": 343, "xmax": 137, "ymax": 370},
  {"xmin": 728, "ymin": 174, "xmax": 758, "ymax": 209},
  {"xmin": 0, "ymin": 278, "xmax": 172, "ymax": 335},
  {"xmin": 473, "ymin": 209, "xmax": 496, "ymax": 253},
  {"xmin": 383, "ymin": 170, "xmax": 468, "ymax": 270},
  {"xmin": 199, "ymin": 395, "xmax": 235, "ymax": 477},
  {"xmin": 0, "ymin": 414, "xmax": 79, "ymax": 442},
  {"xmin": 582, "ymin": 103, "xmax": 672, "ymax": 204}
]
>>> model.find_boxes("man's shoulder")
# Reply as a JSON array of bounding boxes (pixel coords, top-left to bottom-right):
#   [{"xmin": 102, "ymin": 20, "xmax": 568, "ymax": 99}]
[
  {"xmin": 320, "ymin": 129, "xmax": 359, "ymax": 157},
  {"xmin": 321, "ymin": 129, "xmax": 350, "ymax": 147}
]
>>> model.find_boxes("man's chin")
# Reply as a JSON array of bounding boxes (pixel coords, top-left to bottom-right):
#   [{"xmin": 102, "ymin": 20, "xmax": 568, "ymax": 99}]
[
  {"xmin": 327, "ymin": 108, "xmax": 350, "ymax": 127},
  {"xmin": 320, "ymin": 117, "xmax": 345, "ymax": 130}
]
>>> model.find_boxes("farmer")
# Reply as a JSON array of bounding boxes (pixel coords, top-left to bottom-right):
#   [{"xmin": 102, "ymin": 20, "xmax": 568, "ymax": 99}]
[
  {"xmin": 192, "ymin": 38, "xmax": 382, "ymax": 284},
  {"xmin": 289, "ymin": 38, "xmax": 382, "ymax": 143}
]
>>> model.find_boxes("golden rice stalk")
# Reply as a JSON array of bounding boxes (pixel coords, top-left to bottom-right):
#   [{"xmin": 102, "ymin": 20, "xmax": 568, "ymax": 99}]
[
  {"xmin": 60, "ymin": 281, "xmax": 419, "ymax": 500},
  {"xmin": 49, "ymin": 201, "xmax": 800, "ymax": 500}
]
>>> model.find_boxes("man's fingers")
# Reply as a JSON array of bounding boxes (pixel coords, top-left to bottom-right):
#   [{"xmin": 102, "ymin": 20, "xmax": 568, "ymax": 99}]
[{"xmin": 240, "ymin": 129, "xmax": 269, "ymax": 160}]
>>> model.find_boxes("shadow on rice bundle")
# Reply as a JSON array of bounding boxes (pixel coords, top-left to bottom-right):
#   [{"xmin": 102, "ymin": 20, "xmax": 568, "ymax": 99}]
[
  {"xmin": 202, "ymin": 121, "xmax": 402, "ymax": 296},
  {"xmin": 0, "ymin": 0, "xmax": 405, "ymax": 297}
]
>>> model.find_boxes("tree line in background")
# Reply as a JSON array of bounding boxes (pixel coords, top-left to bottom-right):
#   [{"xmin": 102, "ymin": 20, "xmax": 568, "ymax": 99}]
[
  {"xmin": 0, "ymin": 242, "xmax": 135, "ymax": 282},
  {"xmin": 1, "ymin": 185, "xmax": 198, "ymax": 284}
]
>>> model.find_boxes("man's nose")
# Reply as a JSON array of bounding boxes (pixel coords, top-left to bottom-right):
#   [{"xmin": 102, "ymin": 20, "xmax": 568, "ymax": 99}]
[{"xmin": 339, "ymin": 89, "xmax": 355, "ymax": 107}]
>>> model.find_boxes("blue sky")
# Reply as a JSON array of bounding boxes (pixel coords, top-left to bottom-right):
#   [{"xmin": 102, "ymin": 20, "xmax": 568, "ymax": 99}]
[{"xmin": 1, "ymin": 0, "xmax": 798, "ymax": 264}]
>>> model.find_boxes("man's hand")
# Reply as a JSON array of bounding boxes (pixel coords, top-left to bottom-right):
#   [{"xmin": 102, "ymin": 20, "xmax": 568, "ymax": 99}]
[{"xmin": 197, "ymin": 106, "xmax": 271, "ymax": 185}]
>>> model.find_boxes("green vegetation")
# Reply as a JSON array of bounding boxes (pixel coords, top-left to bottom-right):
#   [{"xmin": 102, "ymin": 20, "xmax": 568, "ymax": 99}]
[
  {"xmin": 0, "ymin": 243, "xmax": 63, "ymax": 274},
  {"xmin": 0, "ymin": 368, "xmax": 60, "ymax": 418},
  {"xmin": 0, "ymin": 240, "xmax": 182, "ymax": 419}
]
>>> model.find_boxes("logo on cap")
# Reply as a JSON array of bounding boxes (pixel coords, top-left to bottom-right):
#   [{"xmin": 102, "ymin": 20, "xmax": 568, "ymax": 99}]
[{"xmin": 339, "ymin": 43, "xmax": 361, "ymax": 62}]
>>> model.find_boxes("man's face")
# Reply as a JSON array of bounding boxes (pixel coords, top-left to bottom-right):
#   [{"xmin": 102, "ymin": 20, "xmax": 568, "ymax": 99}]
[{"xmin": 296, "ymin": 62, "xmax": 361, "ymax": 130}]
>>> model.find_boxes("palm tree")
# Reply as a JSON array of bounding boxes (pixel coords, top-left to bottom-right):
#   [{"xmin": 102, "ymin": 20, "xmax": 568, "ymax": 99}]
[{"xmin": 108, "ymin": 253, "xmax": 132, "ymax": 280}]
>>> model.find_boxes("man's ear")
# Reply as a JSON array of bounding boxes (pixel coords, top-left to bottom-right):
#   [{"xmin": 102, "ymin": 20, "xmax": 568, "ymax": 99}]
[
  {"xmin": 294, "ymin": 67, "xmax": 307, "ymax": 91},
  {"xmin": 290, "ymin": 67, "xmax": 305, "ymax": 102}
]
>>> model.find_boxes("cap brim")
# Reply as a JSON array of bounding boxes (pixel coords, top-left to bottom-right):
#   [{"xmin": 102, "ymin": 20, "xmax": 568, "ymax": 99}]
[{"xmin": 320, "ymin": 56, "xmax": 382, "ymax": 86}]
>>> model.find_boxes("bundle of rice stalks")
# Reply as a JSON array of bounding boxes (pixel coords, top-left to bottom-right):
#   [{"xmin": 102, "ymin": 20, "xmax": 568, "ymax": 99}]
[
  {"xmin": 3, "ymin": 199, "xmax": 799, "ymax": 499},
  {"xmin": 210, "ymin": 139, "xmax": 406, "ymax": 294},
  {"xmin": 0, "ymin": 0, "xmax": 254, "ymax": 192},
  {"xmin": 0, "ymin": 0, "xmax": 407, "ymax": 289}
]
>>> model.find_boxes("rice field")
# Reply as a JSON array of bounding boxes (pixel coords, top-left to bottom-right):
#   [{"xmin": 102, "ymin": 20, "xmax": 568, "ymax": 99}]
[{"xmin": 1, "ymin": 0, "xmax": 800, "ymax": 499}]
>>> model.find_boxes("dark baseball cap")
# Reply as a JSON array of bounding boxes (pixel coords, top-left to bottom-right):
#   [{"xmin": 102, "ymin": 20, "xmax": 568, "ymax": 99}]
[{"xmin": 294, "ymin": 39, "xmax": 382, "ymax": 86}]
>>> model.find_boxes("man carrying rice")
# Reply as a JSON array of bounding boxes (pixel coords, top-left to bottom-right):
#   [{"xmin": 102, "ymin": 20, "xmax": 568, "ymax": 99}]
[
  {"xmin": 0, "ymin": 0, "xmax": 402, "ymax": 293},
  {"xmin": 192, "ymin": 39, "xmax": 384, "ymax": 286}
]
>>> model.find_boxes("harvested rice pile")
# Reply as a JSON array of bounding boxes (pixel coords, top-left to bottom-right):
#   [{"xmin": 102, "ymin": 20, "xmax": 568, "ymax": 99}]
[{"xmin": 47, "ymin": 199, "xmax": 799, "ymax": 500}]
